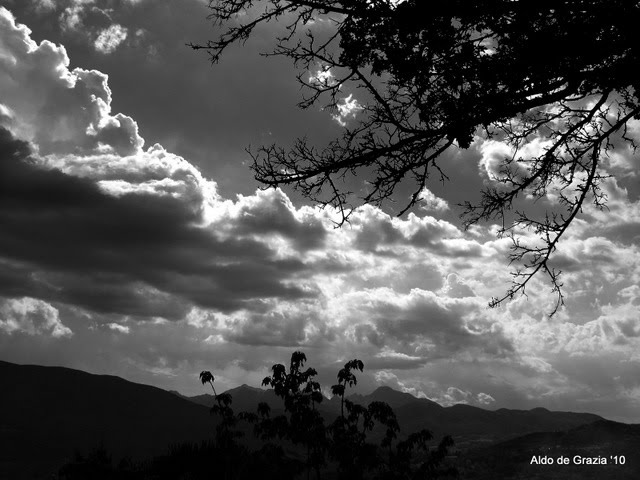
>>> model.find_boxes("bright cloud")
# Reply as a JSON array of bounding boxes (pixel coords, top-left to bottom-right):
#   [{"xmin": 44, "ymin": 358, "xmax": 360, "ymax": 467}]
[
  {"xmin": 108, "ymin": 323, "xmax": 130, "ymax": 334},
  {"xmin": 418, "ymin": 187, "xmax": 450, "ymax": 213},
  {"xmin": 94, "ymin": 24, "xmax": 128, "ymax": 54},
  {"xmin": 332, "ymin": 93, "xmax": 362, "ymax": 126},
  {"xmin": 0, "ymin": 297, "xmax": 72, "ymax": 338}
]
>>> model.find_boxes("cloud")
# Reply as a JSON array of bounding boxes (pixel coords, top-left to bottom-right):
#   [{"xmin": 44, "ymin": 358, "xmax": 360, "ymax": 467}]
[
  {"xmin": 437, "ymin": 387, "xmax": 496, "ymax": 407},
  {"xmin": 2, "ymin": 4, "xmax": 640, "ymax": 423},
  {"xmin": 229, "ymin": 189, "xmax": 327, "ymax": 251},
  {"xmin": 365, "ymin": 290, "xmax": 513, "ymax": 359},
  {"xmin": 332, "ymin": 93, "xmax": 362, "ymax": 126},
  {"xmin": 0, "ymin": 9, "xmax": 323, "ymax": 319},
  {"xmin": 107, "ymin": 322, "xmax": 130, "ymax": 334},
  {"xmin": 418, "ymin": 187, "xmax": 449, "ymax": 213},
  {"xmin": 33, "ymin": 0, "xmax": 56, "ymax": 12},
  {"xmin": 439, "ymin": 273, "xmax": 475, "ymax": 298},
  {"xmin": 478, "ymin": 137, "xmax": 552, "ymax": 184},
  {"xmin": 94, "ymin": 24, "xmax": 128, "ymax": 54},
  {"xmin": 309, "ymin": 66, "xmax": 337, "ymax": 87},
  {"xmin": 372, "ymin": 370, "xmax": 495, "ymax": 407},
  {"xmin": 60, "ymin": 5, "xmax": 85, "ymax": 30},
  {"xmin": 0, "ymin": 125, "xmax": 312, "ymax": 318},
  {"xmin": 0, "ymin": 10, "xmax": 143, "ymax": 157},
  {"xmin": 350, "ymin": 205, "xmax": 466, "ymax": 253},
  {"xmin": 368, "ymin": 349, "xmax": 428, "ymax": 370},
  {"xmin": 0, "ymin": 297, "xmax": 72, "ymax": 337}
]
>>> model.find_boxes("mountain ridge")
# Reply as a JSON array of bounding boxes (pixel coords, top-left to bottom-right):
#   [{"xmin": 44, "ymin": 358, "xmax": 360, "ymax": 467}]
[
  {"xmin": 179, "ymin": 376, "xmax": 603, "ymax": 447},
  {"xmin": 1, "ymin": 360, "xmax": 609, "ymax": 478}
]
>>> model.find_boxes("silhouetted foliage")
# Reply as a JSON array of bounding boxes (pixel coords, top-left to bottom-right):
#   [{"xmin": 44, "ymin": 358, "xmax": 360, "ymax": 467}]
[
  {"xmin": 191, "ymin": 1, "xmax": 640, "ymax": 313},
  {"xmin": 58, "ymin": 440, "xmax": 302, "ymax": 480},
  {"xmin": 58, "ymin": 444, "xmax": 140, "ymax": 480},
  {"xmin": 57, "ymin": 352, "xmax": 456, "ymax": 479},
  {"xmin": 203, "ymin": 351, "xmax": 457, "ymax": 479}
]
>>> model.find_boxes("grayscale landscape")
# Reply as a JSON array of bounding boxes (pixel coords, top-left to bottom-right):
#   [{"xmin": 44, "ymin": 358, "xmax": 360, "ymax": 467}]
[{"xmin": 1, "ymin": 1, "xmax": 639, "ymax": 478}]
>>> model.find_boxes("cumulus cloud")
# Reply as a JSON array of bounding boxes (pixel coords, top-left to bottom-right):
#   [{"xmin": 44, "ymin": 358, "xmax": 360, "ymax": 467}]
[
  {"xmin": 0, "ymin": 10, "xmax": 143, "ymax": 156},
  {"xmin": 362, "ymin": 289, "xmax": 513, "ymax": 359},
  {"xmin": 373, "ymin": 370, "xmax": 429, "ymax": 399},
  {"xmin": 0, "ymin": 297, "xmax": 72, "ymax": 337},
  {"xmin": 350, "ymin": 205, "xmax": 466, "ymax": 253},
  {"xmin": 418, "ymin": 188, "xmax": 449, "ymax": 213},
  {"xmin": 439, "ymin": 273, "xmax": 475, "ymax": 298},
  {"xmin": 94, "ymin": 24, "xmax": 128, "ymax": 54},
  {"xmin": 60, "ymin": 5, "xmax": 85, "ymax": 30}
]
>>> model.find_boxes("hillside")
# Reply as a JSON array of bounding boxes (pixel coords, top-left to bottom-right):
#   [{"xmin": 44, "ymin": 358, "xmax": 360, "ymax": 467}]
[
  {"xmin": 0, "ymin": 359, "xmax": 616, "ymax": 479},
  {"xmin": 459, "ymin": 420, "xmax": 640, "ymax": 479},
  {"xmin": 0, "ymin": 360, "xmax": 217, "ymax": 480}
]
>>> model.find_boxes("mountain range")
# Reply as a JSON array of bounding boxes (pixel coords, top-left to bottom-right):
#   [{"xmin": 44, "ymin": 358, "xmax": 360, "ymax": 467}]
[
  {"xmin": 179, "ymin": 384, "xmax": 603, "ymax": 448},
  {"xmin": 1, "ymin": 360, "xmax": 633, "ymax": 479}
]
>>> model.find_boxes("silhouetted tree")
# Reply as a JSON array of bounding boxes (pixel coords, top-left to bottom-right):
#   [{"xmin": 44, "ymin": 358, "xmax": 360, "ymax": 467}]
[
  {"xmin": 200, "ymin": 371, "xmax": 247, "ymax": 479},
  {"xmin": 200, "ymin": 351, "xmax": 456, "ymax": 479},
  {"xmin": 260, "ymin": 351, "xmax": 327, "ymax": 479},
  {"xmin": 191, "ymin": 1, "xmax": 640, "ymax": 313}
]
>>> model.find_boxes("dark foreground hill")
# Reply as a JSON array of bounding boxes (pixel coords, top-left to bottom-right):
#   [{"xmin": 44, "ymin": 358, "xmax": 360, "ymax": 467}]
[
  {"xmin": 458, "ymin": 420, "xmax": 640, "ymax": 479},
  {"xmin": 0, "ymin": 360, "xmax": 216, "ymax": 480},
  {"xmin": 0, "ymin": 360, "xmax": 618, "ymax": 479}
]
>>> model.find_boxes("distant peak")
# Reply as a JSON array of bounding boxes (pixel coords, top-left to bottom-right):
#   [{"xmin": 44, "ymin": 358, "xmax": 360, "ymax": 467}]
[
  {"xmin": 531, "ymin": 407, "xmax": 551, "ymax": 413},
  {"xmin": 239, "ymin": 383, "xmax": 261, "ymax": 390},
  {"xmin": 225, "ymin": 383, "xmax": 264, "ymax": 394},
  {"xmin": 374, "ymin": 385, "xmax": 396, "ymax": 392},
  {"xmin": 371, "ymin": 385, "xmax": 420, "ymax": 399}
]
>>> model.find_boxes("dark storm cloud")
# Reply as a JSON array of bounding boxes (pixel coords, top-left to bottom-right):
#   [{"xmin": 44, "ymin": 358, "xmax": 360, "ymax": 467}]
[{"xmin": 0, "ymin": 128, "xmax": 312, "ymax": 317}]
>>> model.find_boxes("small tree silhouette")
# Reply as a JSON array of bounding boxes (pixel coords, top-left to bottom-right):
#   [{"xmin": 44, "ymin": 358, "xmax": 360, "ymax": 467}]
[
  {"xmin": 199, "ymin": 370, "xmax": 246, "ymax": 480},
  {"xmin": 260, "ymin": 351, "xmax": 327, "ymax": 480}
]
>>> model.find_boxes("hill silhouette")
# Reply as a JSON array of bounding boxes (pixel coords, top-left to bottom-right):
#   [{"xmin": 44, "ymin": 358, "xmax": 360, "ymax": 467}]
[
  {"xmin": 0, "ymin": 360, "xmax": 216, "ymax": 480},
  {"xmin": 1, "ymin": 360, "xmax": 613, "ymax": 479}
]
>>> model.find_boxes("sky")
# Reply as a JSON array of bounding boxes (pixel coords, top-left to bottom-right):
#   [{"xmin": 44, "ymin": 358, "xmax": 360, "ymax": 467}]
[{"xmin": 1, "ymin": 0, "xmax": 639, "ymax": 422}]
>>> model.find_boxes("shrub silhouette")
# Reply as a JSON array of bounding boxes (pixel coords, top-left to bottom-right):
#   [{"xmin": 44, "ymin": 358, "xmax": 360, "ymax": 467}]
[{"xmin": 200, "ymin": 351, "xmax": 457, "ymax": 480}]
